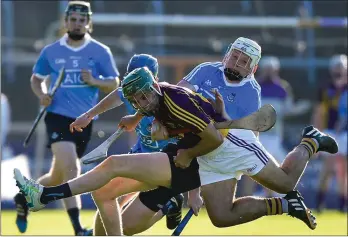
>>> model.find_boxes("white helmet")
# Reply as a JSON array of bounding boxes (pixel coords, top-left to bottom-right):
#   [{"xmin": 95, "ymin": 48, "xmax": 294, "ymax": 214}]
[
  {"xmin": 329, "ymin": 54, "xmax": 347, "ymax": 70},
  {"xmin": 222, "ymin": 37, "xmax": 262, "ymax": 81},
  {"xmin": 259, "ymin": 56, "xmax": 280, "ymax": 71},
  {"xmin": 228, "ymin": 37, "xmax": 262, "ymax": 69}
]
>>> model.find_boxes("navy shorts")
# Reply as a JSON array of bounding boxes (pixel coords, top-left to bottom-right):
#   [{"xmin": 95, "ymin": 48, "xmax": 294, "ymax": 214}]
[
  {"xmin": 139, "ymin": 135, "xmax": 201, "ymax": 212},
  {"xmin": 44, "ymin": 112, "xmax": 93, "ymax": 157}
]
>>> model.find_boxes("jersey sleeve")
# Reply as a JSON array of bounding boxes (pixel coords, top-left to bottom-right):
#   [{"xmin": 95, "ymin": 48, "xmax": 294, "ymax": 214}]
[
  {"xmin": 163, "ymin": 90, "xmax": 211, "ymax": 134},
  {"xmin": 98, "ymin": 47, "xmax": 120, "ymax": 79},
  {"xmin": 32, "ymin": 47, "xmax": 51, "ymax": 80},
  {"xmin": 181, "ymin": 63, "xmax": 209, "ymax": 89}
]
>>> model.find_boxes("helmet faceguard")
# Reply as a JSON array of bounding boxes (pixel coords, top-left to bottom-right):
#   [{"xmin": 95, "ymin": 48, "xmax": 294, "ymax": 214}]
[
  {"xmin": 223, "ymin": 37, "xmax": 262, "ymax": 81},
  {"xmin": 122, "ymin": 67, "xmax": 161, "ymax": 116}
]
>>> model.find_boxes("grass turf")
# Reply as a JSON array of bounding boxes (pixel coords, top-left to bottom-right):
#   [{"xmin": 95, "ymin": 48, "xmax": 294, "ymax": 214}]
[{"xmin": 1, "ymin": 209, "xmax": 347, "ymax": 235}]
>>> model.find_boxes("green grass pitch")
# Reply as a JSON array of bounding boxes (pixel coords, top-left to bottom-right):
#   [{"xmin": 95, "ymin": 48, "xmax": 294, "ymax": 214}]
[{"xmin": 1, "ymin": 209, "xmax": 347, "ymax": 235}]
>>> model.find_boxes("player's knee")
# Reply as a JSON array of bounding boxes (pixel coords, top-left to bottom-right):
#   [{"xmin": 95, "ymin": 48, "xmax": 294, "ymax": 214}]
[{"xmin": 91, "ymin": 189, "xmax": 109, "ymax": 203}]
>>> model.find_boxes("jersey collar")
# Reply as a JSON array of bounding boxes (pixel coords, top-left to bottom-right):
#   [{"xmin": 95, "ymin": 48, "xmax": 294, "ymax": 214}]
[{"xmin": 60, "ymin": 33, "xmax": 91, "ymax": 52}]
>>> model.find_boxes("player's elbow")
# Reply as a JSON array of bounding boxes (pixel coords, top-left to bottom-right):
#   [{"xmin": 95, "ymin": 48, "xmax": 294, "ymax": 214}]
[{"xmin": 208, "ymin": 125, "xmax": 224, "ymax": 149}]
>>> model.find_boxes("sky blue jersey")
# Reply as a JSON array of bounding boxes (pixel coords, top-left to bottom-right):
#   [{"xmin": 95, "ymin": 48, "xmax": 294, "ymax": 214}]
[
  {"xmin": 182, "ymin": 62, "xmax": 261, "ymax": 120},
  {"xmin": 116, "ymin": 88, "xmax": 176, "ymax": 153},
  {"xmin": 32, "ymin": 34, "xmax": 119, "ymax": 119},
  {"xmin": 338, "ymin": 90, "xmax": 347, "ymax": 130}
]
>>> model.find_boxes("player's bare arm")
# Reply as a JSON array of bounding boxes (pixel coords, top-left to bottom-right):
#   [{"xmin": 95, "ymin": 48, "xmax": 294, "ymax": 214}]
[
  {"xmin": 118, "ymin": 111, "xmax": 144, "ymax": 132},
  {"xmin": 81, "ymin": 69, "xmax": 119, "ymax": 94},
  {"xmin": 30, "ymin": 74, "xmax": 52, "ymax": 107},
  {"xmin": 70, "ymin": 88, "xmax": 124, "ymax": 133}
]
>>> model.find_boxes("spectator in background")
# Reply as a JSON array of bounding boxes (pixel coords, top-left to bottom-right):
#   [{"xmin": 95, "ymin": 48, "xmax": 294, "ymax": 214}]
[
  {"xmin": 241, "ymin": 56, "xmax": 310, "ymax": 197},
  {"xmin": 313, "ymin": 54, "xmax": 347, "ymax": 212},
  {"xmin": 1, "ymin": 93, "xmax": 11, "ymax": 148}
]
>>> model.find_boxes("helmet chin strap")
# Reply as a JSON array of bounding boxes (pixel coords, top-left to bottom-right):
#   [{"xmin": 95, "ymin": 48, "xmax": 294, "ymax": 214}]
[{"xmin": 67, "ymin": 31, "xmax": 85, "ymax": 41}]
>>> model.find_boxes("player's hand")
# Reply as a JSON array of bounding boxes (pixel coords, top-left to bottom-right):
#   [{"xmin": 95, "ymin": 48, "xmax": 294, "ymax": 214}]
[
  {"xmin": 209, "ymin": 88, "xmax": 225, "ymax": 114},
  {"xmin": 39, "ymin": 94, "xmax": 52, "ymax": 107},
  {"xmin": 188, "ymin": 190, "xmax": 204, "ymax": 216},
  {"xmin": 151, "ymin": 120, "xmax": 169, "ymax": 141},
  {"xmin": 81, "ymin": 69, "xmax": 96, "ymax": 86},
  {"xmin": 174, "ymin": 149, "xmax": 193, "ymax": 169},
  {"xmin": 70, "ymin": 113, "xmax": 92, "ymax": 133},
  {"xmin": 119, "ymin": 114, "xmax": 141, "ymax": 132}
]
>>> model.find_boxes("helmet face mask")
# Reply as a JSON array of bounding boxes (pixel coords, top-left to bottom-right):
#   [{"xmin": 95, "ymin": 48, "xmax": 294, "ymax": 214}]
[
  {"xmin": 223, "ymin": 37, "xmax": 261, "ymax": 81},
  {"xmin": 223, "ymin": 48, "xmax": 253, "ymax": 80},
  {"xmin": 122, "ymin": 67, "xmax": 161, "ymax": 115},
  {"xmin": 128, "ymin": 87, "xmax": 159, "ymax": 115}
]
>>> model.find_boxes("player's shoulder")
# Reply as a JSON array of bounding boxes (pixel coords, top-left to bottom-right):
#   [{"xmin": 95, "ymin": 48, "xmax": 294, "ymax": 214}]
[
  {"xmin": 40, "ymin": 39, "xmax": 62, "ymax": 53},
  {"xmin": 194, "ymin": 61, "xmax": 222, "ymax": 71},
  {"xmin": 243, "ymin": 75, "xmax": 261, "ymax": 93},
  {"xmin": 160, "ymin": 82, "xmax": 192, "ymax": 98},
  {"xmin": 89, "ymin": 38, "xmax": 112, "ymax": 53}
]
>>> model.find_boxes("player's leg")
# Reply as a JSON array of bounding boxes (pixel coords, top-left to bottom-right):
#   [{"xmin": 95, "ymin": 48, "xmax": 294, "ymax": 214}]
[
  {"xmin": 44, "ymin": 112, "xmax": 93, "ymax": 235},
  {"xmin": 196, "ymin": 128, "xmax": 319, "ymax": 230},
  {"xmin": 314, "ymin": 153, "xmax": 334, "ymax": 211},
  {"xmin": 122, "ymin": 187, "xmax": 182, "ymax": 235},
  {"xmin": 14, "ymin": 152, "xmax": 174, "ymax": 211},
  {"xmin": 93, "ymin": 211, "xmax": 106, "ymax": 236},
  {"xmin": 91, "ymin": 177, "xmax": 155, "ymax": 235}
]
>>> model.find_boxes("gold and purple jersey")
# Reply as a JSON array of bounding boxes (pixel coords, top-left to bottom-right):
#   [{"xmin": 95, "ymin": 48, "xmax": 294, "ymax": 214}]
[{"xmin": 154, "ymin": 83, "xmax": 228, "ymax": 139}]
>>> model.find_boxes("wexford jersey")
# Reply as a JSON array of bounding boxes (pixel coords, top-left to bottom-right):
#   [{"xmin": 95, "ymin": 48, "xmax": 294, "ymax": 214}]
[
  {"xmin": 32, "ymin": 34, "xmax": 119, "ymax": 119},
  {"xmin": 258, "ymin": 77, "xmax": 290, "ymax": 137},
  {"xmin": 116, "ymin": 88, "xmax": 175, "ymax": 153},
  {"xmin": 154, "ymin": 83, "xmax": 228, "ymax": 142},
  {"xmin": 319, "ymin": 83, "xmax": 348, "ymax": 130},
  {"xmin": 182, "ymin": 62, "xmax": 261, "ymax": 120}
]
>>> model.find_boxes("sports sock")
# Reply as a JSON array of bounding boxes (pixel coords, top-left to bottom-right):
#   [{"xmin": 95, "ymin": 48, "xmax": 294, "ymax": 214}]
[
  {"xmin": 265, "ymin": 197, "xmax": 285, "ymax": 215},
  {"xmin": 40, "ymin": 183, "xmax": 72, "ymax": 204},
  {"xmin": 67, "ymin": 207, "xmax": 83, "ymax": 234},
  {"xmin": 300, "ymin": 138, "xmax": 319, "ymax": 157},
  {"xmin": 316, "ymin": 190, "xmax": 325, "ymax": 209},
  {"xmin": 339, "ymin": 195, "xmax": 347, "ymax": 211}
]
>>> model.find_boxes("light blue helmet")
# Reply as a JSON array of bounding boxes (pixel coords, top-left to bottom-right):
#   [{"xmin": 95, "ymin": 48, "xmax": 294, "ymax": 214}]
[{"xmin": 127, "ymin": 54, "xmax": 159, "ymax": 77}]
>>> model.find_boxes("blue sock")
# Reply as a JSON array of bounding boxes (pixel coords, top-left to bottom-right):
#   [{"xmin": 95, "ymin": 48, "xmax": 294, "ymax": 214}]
[{"xmin": 67, "ymin": 208, "xmax": 83, "ymax": 234}]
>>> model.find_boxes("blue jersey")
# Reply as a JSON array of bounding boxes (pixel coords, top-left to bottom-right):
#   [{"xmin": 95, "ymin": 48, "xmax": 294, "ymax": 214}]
[
  {"xmin": 116, "ymin": 88, "xmax": 175, "ymax": 153},
  {"xmin": 338, "ymin": 90, "xmax": 348, "ymax": 130},
  {"xmin": 183, "ymin": 62, "xmax": 261, "ymax": 120},
  {"xmin": 33, "ymin": 34, "xmax": 119, "ymax": 119}
]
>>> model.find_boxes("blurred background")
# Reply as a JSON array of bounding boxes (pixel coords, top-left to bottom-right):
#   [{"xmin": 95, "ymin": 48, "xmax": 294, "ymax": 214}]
[{"xmin": 1, "ymin": 0, "xmax": 347, "ymax": 216}]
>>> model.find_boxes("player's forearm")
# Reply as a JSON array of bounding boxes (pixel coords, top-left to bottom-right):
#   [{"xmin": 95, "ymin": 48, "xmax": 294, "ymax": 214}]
[
  {"xmin": 91, "ymin": 77, "xmax": 120, "ymax": 94},
  {"xmin": 30, "ymin": 75, "xmax": 46, "ymax": 98},
  {"xmin": 86, "ymin": 88, "xmax": 123, "ymax": 118},
  {"xmin": 186, "ymin": 123, "xmax": 224, "ymax": 158},
  {"xmin": 188, "ymin": 188, "xmax": 200, "ymax": 198}
]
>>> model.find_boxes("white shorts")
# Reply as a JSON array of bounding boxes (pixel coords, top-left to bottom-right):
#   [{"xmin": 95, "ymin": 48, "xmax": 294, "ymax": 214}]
[
  {"xmin": 259, "ymin": 133, "xmax": 287, "ymax": 163},
  {"xmin": 324, "ymin": 129, "xmax": 347, "ymax": 155},
  {"xmin": 197, "ymin": 129, "xmax": 272, "ymax": 186}
]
